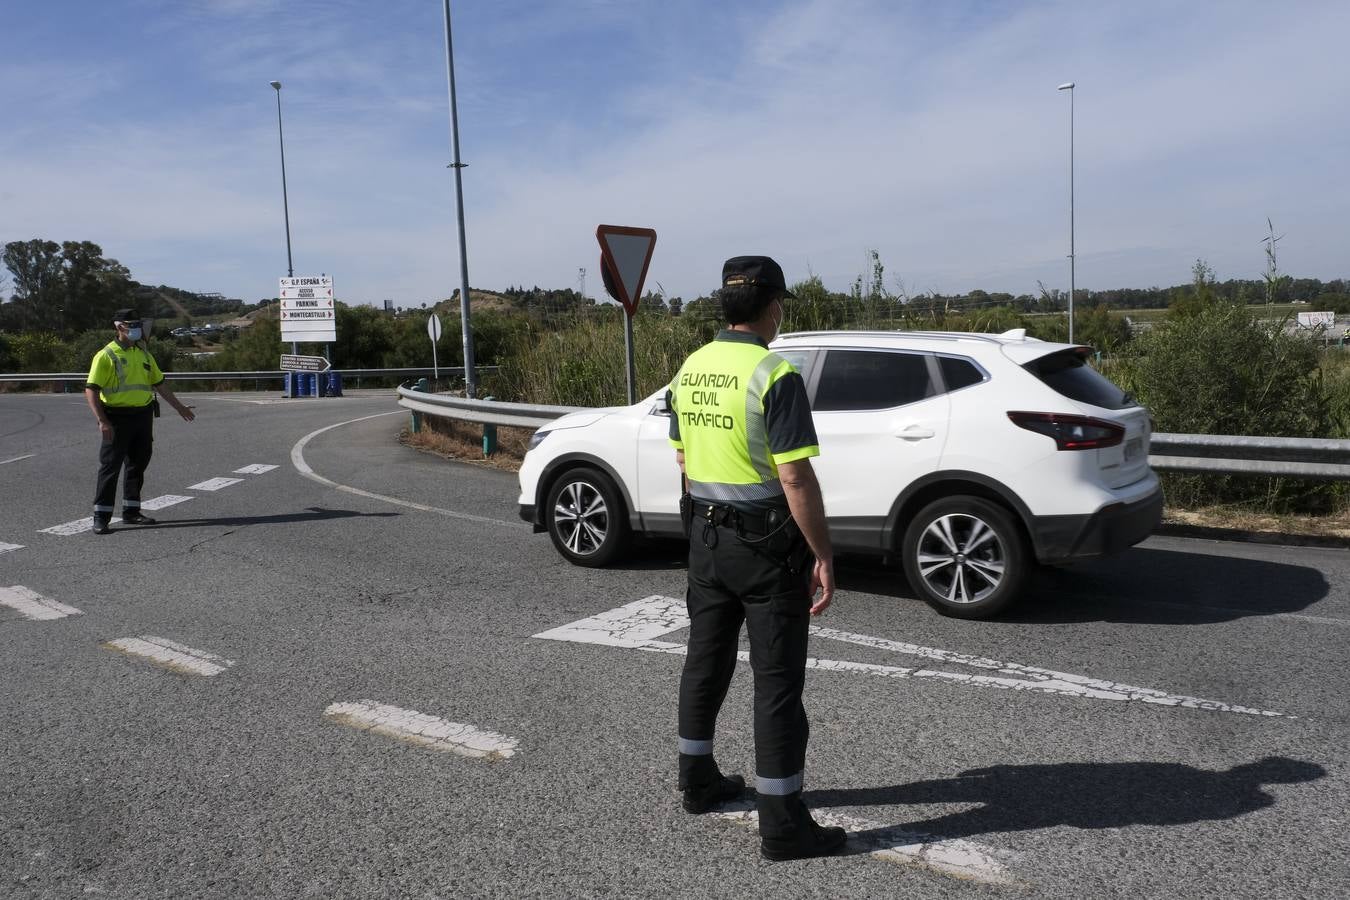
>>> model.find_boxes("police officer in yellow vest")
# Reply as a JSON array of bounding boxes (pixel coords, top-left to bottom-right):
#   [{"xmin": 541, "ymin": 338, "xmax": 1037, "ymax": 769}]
[
  {"xmin": 669, "ymin": 256, "xmax": 846, "ymax": 861},
  {"xmin": 84, "ymin": 309, "xmax": 195, "ymax": 535}
]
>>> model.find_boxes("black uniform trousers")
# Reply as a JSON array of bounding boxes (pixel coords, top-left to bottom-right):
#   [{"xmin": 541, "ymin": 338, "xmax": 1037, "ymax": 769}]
[
  {"xmin": 94, "ymin": 405, "xmax": 154, "ymax": 519},
  {"xmin": 678, "ymin": 503, "xmax": 815, "ymax": 837}
]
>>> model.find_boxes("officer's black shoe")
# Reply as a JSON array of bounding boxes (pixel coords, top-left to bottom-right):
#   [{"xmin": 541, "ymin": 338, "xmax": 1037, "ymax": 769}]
[
  {"xmin": 682, "ymin": 774, "xmax": 746, "ymax": 814},
  {"xmin": 92, "ymin": 519, "xmax": 112, "ymax": 536},
  {"xmin": 121, "ymin": 511, "xmax": 157, "ymax": 526},
  {"xmin": 760, "ymin": 822, "xmax": 848, "ymax": 862}
]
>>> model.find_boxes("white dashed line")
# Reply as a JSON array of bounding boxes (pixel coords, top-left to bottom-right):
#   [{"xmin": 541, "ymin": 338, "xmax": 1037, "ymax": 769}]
[
  {"xmin": 324, "ymin": 700, "xmax": 519, "ymax": 759},
  {"xmin": 0, "ymin": 585, "xmax": 82, "ymax": 621},
  {"xmin": 714, "ymin": 802, "xmax": 1018, "ymax": 885},
  {"xmin": 103, "ymin": 636, "xmax": 235, "ymax": 676},
  {"xmin": 141, "ymin": 494, "xmax": 194, "ymax": 511},
  {"xmin": 0, "ymin": 542, "xmax": 24, "ymax": 555},
  {"xmin": 0, "ymin": 454, "xmax": 35, "ymax": 465},
  {"xmin": 187, "ymin": 477, "xmax": 244, "ymax": 491},
  {"xmin": 535, "ymin": 596, "xmax": 1289, "ymax": 717},
  {"xmin": 233, "ymin": 464, "xmax": 278, "ymax": 475},
  {"xmin": 39, "ymin": 516, "xmax": 122, "ymax": 536}
]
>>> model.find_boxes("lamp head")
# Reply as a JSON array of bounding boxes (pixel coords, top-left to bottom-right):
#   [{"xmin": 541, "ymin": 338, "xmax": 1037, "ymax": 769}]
[
  {"xmin": 1057, "ymin": 82, "xmax": 1075, "ymax": 91},
  {"xmin": 270, "ymin": 80, "xmax": 282, "ymax": 91}
]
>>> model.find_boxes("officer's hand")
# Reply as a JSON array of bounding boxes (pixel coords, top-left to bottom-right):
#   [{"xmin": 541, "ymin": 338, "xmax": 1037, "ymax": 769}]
[
  {"xmin": 809, "ymin": 558, "xmax": 835, "ymax": 616},
  {"xmin": 177, "ymin": 404, "xmax": 195, "ymax": 422},
  {"xmin": 97, "ymin": 421, "xmax": 113, "ymax": 441}
]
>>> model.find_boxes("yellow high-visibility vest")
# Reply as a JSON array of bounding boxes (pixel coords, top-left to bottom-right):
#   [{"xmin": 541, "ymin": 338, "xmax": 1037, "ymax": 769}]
[{"xmin": 87, "ymin": 340, "xmax": 161, "ymax": 408}]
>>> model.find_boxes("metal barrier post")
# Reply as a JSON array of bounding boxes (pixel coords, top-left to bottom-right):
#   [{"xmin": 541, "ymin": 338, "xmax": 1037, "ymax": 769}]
[
  {"xmin": 482, "ymin": 395, "xmax": 497, "ymax": 457},
  {"xmin": 409, "ymin": 378, "xmax": 428, "ymax": 433}
]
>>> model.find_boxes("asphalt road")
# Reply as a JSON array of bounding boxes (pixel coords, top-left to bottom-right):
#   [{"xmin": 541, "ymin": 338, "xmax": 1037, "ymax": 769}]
[{"xmin": 2, "ymin": 390, "xmax": 1347, "ymax": 899}]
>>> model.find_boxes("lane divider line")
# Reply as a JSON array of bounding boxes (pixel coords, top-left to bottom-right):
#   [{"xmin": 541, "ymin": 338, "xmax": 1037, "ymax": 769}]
[
  {"xmin": 0, "ymin": 585, "xmax": 82, "ymax": 620},
  {"xmin": 103, "ymin": 636, "xmax": 235, "ymax": 676},
  {"xmin": 142, "ymin": 494, "xmax": 194, "ymax": 511},
  {"xmin": 291, "ymin": 411, "xmax": 527, "ymax": 530},
  {"xmin": 324, "ymin": 699, "xmax": 519, "ymax": 759},
  {"xmin": 0, "ymin": 542, "xmax": 24, "ymax": 555},
  {"xmin": 39, "ymin": 516, "xmax": 122, "ymax": 536},
  {"xmin": 187, "ymin": 477, "xmax": 244, "ymax": 492},
  {"xmin": 712, "ymin": 802, "xmax": 1018, "ymax": 885},
  {"xmin": 233, "ymin": 464, "xmax": 278, "ymax": 475},
  {"xmin": 1, "ymin": 454, "xmax": 35, "ymax": 465}
]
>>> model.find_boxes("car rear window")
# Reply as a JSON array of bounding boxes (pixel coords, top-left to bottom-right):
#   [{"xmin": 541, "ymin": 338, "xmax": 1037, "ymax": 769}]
[
  {"xmin": 814, "ymin": 350, "xmax": 933, "ymax": 411},
  {"xmin": 1024, "ymin": 349, "xmax": 1133, "ymax": 410}
]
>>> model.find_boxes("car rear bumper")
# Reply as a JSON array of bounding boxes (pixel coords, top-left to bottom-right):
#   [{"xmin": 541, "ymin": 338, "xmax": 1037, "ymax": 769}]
[{"xmin": 1030, "ymin": 485, "xmax": 1164, "ymax": 563}]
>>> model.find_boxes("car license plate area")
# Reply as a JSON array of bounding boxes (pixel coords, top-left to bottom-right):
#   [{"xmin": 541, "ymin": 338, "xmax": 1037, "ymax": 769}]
[{"xmin": 1124, "ymin": 438, "xmax": 1143, "ymax": 462}]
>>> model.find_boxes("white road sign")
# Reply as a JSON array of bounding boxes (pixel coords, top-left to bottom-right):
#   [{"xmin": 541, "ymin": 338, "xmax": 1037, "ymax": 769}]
[
  {"xmin": 1296, "ymin": 311, "xmax": 1336, "ymax": 328},
  {"xmin": 427, "ymin": 315, "xmax": 442, "ymax": 341},
  {"xmin": 279, "ymin": 275, "xmax": 337, "ymax": 342}
]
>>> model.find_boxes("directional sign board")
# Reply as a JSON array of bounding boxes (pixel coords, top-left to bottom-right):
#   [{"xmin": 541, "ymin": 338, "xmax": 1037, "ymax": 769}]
[
  {"xmin": 279, "ymin": 276, "xmax": 337, "ymax": 342},
  {"xmin": 596, "ymin": 225, "xmax": 657, "ymax": 316},
  {"xmin": 280, "ymin": 354, "xmax": 331, "ymax": 372}
]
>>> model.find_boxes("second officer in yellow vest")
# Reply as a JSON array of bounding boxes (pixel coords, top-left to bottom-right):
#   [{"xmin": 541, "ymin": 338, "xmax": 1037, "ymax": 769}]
[
  {"xmin": 669, "ymin": 256, "xmax": 846, "ymax": 861},
  {"xmin": 84, "ymin": 308, "xmax": 195, "ymax": 535}
]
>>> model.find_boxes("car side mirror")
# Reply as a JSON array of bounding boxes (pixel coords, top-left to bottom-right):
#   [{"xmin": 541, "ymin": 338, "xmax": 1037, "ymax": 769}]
[{"xmin": 654, "ymin": 395, "xmax": 671, "ymax": 415}]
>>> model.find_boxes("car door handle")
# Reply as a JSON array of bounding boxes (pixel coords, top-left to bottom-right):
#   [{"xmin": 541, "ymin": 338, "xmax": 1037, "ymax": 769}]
[{"xmin": 895, "ymin": 427, "xmax": 935, "ymax": 440}]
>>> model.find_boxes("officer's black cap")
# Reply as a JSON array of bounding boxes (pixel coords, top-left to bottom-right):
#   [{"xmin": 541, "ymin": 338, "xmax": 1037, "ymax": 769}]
[
  {"xmin": 721, "ymin": 256, "xmax": 796, "ymax": 299},
  {"xmin": 113, "ymin": 308, "xmax": 139, "ymax": 323}
]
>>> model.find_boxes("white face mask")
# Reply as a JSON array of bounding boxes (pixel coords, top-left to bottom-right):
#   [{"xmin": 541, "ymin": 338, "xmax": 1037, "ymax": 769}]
[
  {"xmin": 769, "ymin": 299, "xmax": 785, "ymax": 341},
  {"xmin": 126, "ymin": 326, "xmax": 143, "ymax": 341}
]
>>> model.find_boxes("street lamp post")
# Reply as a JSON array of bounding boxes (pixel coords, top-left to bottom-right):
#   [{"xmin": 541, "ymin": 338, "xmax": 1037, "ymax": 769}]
[
  {"xmin": 269, "ymin": 81, "xmax": 294, "ymax": 280},
  {"xmin": 1058, "ymin": 81, "xmax": 1075, "ymax": 343},
  {"xmin": 442, "ymin": 0, "xmax": 477, "ymax": 399}
]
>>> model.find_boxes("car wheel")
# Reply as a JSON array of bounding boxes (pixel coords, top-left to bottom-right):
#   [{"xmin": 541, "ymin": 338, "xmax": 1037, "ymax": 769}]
[
  {"xmin": 901, "ymin": 496, "xmax": 1028, "ymax": 619},
  {"xmin": 545, "ymin": 467, "xmax": 631, "ymax": 567}
]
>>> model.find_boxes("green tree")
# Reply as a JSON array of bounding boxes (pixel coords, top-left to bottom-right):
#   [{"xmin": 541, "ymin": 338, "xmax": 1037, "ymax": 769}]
[{"xmin": 1, "ymin": 239, "xmax": 135, "ymax": 334}]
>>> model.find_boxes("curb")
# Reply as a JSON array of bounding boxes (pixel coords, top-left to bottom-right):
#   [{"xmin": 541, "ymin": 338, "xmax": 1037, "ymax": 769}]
[{"xmin": 1155, "ymin": 522, "xmax": 1350, "ymax": 549}]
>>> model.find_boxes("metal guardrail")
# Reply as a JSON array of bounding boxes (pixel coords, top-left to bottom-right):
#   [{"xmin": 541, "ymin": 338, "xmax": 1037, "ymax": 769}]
[
  {"xmin": 1150, "ymin": 433, "xmax": 1350, "ymax": 481},
  {"xmin": 0, "ymin": 366, "xmax": 488, "ymax": 384},
  {"xmin": 395, "ymin": 389, "xmax": 1350, "ymax": 481},
  {"xmin": 396, "ymin": 385, "xmax": 582, "ymax": 429}
]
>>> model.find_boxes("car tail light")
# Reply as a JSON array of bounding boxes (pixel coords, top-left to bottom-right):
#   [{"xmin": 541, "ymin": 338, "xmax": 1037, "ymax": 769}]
[{"xmin": 1007, "ymin": 411, "xmax": 1125, "ymax": 450}]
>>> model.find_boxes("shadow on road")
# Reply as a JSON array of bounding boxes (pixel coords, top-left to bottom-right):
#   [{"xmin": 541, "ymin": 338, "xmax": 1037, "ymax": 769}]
[
  {"xmin": 836, "ymin": 546, "xmax": 1329, "ymax": 625},
  {"xmin": 806, "ymin": 756, "xmax": 1325, "ymax": 849},
  {"xmin": 118, "ymin": 507, "xmax": 400, "ymax": 529}
]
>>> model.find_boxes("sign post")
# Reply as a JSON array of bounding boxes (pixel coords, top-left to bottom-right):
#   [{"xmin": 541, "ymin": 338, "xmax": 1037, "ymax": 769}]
[
  {"xmin": 596, "ymin": 225, "xmax": 657, "ymax": 405},
  {"xmin": 427, "ymin": 314, "xmax": 443, "ymax": 381}
]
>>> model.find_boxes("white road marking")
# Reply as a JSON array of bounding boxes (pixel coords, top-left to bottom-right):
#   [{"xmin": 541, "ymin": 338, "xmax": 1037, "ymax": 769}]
[
  {"xmin": 291, "ymin": 412, "xmax": 527, "ymax": 529},
  {"xmin": 713, "ymin": 801, "xmax": 1017, "ymax": 885},
  {"xmin": 534, "ymin": 596, "xmax": 1288, "ymax": 717},
  {"xmin": 141, "ymin": 494, "xmax": 194, "ymax": 511},
  {"xmin": 103, "ymin": 636, "xmax": 235, "ymax": 676},
  {"xmin": 324, "ymin": 700, "xmax": 519, "ymax": 759},
  {"xmin": 0, "ymin": 542, "xmax": 24, "ymax": 555},
  {"xmin": 0, "ymin": 585, "xmax": 82, "ymax": 621},
  {"xmin": 233, "ymin": 464, "xmax": 278, "ymax": 475},
  {"xmin": 0, "ymin": 454, "xmax": 35, "ymax": 465},
  {"xmin": 187, "ymin": 477, "xmax": 244, "ymax": 491},
  {"xmin": 38, "ymin": 516, "xmax": 122, "ymax": 535}
]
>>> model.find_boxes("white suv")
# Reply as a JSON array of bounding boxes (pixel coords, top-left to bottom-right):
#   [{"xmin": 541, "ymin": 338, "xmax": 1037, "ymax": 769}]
[{"xmin": 518, "ymin": 329, "xmax": 1163, "ymax": 619}]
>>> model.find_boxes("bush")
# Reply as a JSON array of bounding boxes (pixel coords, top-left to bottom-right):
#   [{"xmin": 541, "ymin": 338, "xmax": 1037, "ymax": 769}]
[{"xmin": 1115, "ymin": 302, "xmax": 1341, "ymax": 511}]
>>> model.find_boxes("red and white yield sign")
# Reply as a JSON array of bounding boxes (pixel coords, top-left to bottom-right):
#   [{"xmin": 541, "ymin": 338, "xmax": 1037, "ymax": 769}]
[{"xmin": 596, "ymin": 225, "xmax": 657, "ymax": 316}]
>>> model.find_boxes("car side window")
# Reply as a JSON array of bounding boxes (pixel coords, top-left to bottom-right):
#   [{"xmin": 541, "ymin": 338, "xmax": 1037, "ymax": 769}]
[
  {"xmin": 813, "ymin": 350, "xmax": 933, "ymax": 411},
  {"xmin": 938, "ymin": 355, "xmax": 985, "ymax": 392}
]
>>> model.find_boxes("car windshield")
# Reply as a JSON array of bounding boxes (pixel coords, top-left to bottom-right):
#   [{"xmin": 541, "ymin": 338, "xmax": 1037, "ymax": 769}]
[{"xmin": 1024, "ymin": 349, "xmax": 1134, "ymax": 410}]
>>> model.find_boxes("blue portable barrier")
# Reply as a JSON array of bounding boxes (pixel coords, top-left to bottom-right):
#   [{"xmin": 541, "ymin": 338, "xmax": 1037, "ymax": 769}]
[{"xmin": 325, "ymin": 372, "xmax": 343, "ymax": 397}]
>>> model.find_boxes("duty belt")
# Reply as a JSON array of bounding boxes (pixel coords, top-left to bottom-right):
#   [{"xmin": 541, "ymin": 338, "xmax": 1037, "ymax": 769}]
[{"xmin": 690, "ymin": 501, "xmax": 788, "ymax": 536}]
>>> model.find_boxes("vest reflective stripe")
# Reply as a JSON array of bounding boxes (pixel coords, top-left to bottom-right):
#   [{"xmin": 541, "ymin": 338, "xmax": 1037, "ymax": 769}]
[
  {"xmin": 743, "ymin": 353, "xmax": 781, "ymax": 483},
  {"xmin": 685, "ymin": 478, "xmax": 785, "ymax": 502}
]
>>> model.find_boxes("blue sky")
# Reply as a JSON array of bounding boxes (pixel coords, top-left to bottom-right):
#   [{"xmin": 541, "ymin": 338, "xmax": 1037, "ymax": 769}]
[{"xmin": 2, "ymin": 0, "xmax": 1347, "ymax": 307}]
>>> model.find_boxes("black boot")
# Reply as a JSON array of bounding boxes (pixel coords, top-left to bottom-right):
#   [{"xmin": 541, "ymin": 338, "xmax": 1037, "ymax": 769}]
[
  {"xmin": 121, "ymin": 511, "xmax": 157, "ymax": 525},
  {"xmin": 92, "ymin": 518, "xmax": 112, "ymax": 536},
  {"xmin": 679, "ymin": 752, "xmax": 746, "ymax": 813},
  {"xmin": 758, "ymin": 793, "xmax": 847, "ymax": 861},
  {"xmin": 682, "ymin": 773, "xmax": 746, "ymax": 814}
]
